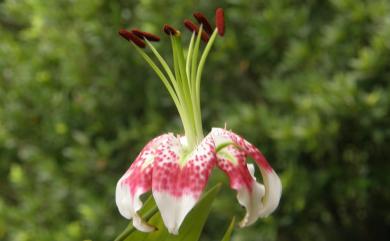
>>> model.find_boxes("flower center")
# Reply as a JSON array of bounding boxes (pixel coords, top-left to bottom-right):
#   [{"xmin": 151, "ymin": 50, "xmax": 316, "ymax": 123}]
[{"xmin": 119, "ymin": 9, "xmax": 225, "ymax": 149}]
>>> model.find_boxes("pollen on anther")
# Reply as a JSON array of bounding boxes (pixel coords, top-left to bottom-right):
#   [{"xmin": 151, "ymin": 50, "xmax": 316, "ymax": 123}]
[
  {"xmin": 118, "ymin": 29, "xmax": 132, "ymax": 41},
  {"xmin": 215, "ymin": 8, "xmax": 225, "ymax": 36},
  {"xmin": 163, "ymin": 24, "xmax": 180, "ymax": 36},
  {"xmin": 183, "ymin": 19, "xmax": 209, "ymax": 42},
  {"xmin": 118, "ymin": 29, "xmax": 146, "ymax": 48},
  {"xmin": 193, "ymin": 12, "xmax": 213, "ymax": 34},
  {"xmin": 131, "ymin": 29, "xmax": 160, "ymax": 42}
]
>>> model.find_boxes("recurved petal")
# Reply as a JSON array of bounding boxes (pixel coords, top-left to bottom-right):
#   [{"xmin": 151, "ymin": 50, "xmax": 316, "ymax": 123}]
[
  {"xmin": 212, "ymin": 128, "xmax": 282, "ymax": 223},
  {"xmin": 152, "ymin": 134, "xmax": 216, "ymax": 234},
  {"xmin": 115, "ymin": 134, "xmax": 172, "ymax": 232},
  {"xmin": 216, "ymin": 145, "xmax": 266, "ymax": 226}
]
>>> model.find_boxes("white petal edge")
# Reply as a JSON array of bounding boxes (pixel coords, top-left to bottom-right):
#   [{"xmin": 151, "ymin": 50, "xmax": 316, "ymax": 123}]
[
  {"xmin": 115, "ymin": 172, "xmax": 155, "ymax": 232},
  {"xmin": 153, "ymin": 191, "xmax": 197, "ymax": 235},
  {"xmin": 237, "ymin": 164, "xmax": 282, "ymax": 227},
  {"xmin": 237, "ymin": 164, "xmax": 265, "ymax": 227},
  {"xmin": 258, "ymin": 168, "xmax": 282, "ymax": 217}
]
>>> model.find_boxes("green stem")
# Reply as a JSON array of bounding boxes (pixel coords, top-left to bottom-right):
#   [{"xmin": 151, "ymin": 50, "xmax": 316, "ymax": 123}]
[{"xmin": 113, "ymin": 206, "xmax": 158, "ymax": 241}]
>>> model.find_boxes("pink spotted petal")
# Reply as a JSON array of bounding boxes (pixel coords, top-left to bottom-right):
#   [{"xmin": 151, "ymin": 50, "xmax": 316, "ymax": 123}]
[
  {"xmin": 152, "ymin": 133, "xmax": 216, "ymax": 234},
  {"xmin": 115, "ymin": 134, "xmax": 172, "ymax": 232},
  {"xmin": 212, "ymin": 128, "xmax": 282, "ymax": 223}
]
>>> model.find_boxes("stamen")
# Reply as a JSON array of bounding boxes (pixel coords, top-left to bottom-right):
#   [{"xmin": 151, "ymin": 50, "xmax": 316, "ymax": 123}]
[
  {"xmin": 118, "ymin": 29, "xmax": 146, "ymax": 48},
  {"xmin": 193, "ymin": 12, "xmax": 213, "ymax": 35},
  {"xmin": 163, "ymin": 24, "xmax": 180, "ymax": 36},
  {"xmin": 119, "ymin": 9, "xmax": 224, "ymax": 147},
  {"xmin": 183, "ymin": 19, "xmax": 209, "ymax": 42},
  {"xmin": 215, "ymin": 8, "xmax": 225, "ymax": 36},
  {"xmin": 131, "ymin": 29, "xmax": 160, "ymax": 42}
]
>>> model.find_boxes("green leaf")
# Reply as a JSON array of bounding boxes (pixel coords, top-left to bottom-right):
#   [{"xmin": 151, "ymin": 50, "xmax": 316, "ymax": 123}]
[
  {"xmin": 121, "ymin": 183, "xmax": 222, "ymax": 241},
  {"xmin": 220, "ymin": 217, "xmax": 236, "ymax": 241}
]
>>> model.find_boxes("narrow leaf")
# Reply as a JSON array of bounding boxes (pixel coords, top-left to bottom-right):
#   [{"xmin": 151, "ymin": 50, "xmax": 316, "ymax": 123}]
[{"xmin": 220, "ymin": 217, "xmax": 236, "ymax": 241}]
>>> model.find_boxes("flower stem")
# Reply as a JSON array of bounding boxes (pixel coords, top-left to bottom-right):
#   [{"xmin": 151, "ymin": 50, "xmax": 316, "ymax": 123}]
[{"xmin": 113, "ymin": 206, "xmax": 158, "ymax": 241}]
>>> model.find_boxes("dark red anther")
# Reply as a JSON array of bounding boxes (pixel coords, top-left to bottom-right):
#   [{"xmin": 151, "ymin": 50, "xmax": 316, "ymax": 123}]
[
  {"xmin": 131, "ymin": 29, "xmax": 160, "ymax": 42},
  {"xmin": 215, "ymin": 8, "xmax": 225, "ymax": 36},
  {"xmin": 193, "ymin": 12, "xmax": 213, "ymax": 35},
  {"xmin": 163, "ymin": 24, "xmax": 180, "ymax": 36},
  {"xmin": 119, "ymin": 29, "xmax": 132, "ymax": 41},
  {"xmin": 183, "ymin": 19, "xmax": 209, "ymax": 42},
  {"xmin": 118, "ymin": 29, "xmax": 146, "ymax": 48}
]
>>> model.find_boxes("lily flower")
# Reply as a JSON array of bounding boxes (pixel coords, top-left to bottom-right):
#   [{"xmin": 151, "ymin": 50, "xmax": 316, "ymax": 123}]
[{"xmin": 116, "ymin": 8, "xmax": 282, "ymax": 235}]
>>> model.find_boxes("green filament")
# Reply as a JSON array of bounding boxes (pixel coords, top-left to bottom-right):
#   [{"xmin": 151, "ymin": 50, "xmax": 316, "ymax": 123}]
[{"xmin": 132, "ymin": 26, "xmax": 218, "ymax": 149}]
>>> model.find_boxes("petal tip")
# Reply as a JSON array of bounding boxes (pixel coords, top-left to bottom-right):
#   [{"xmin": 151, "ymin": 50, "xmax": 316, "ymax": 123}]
[
  {"xmin": 153, "ymin": 191, "xmax": 198, "ymax": 235},
  {"xmin": 258, "ymin": 170, "xmax": 282, "ymax": 217},
  {"xmin": 132, "ymin": 215, "xmax": 156, "ymax": 232},
  {"xmin": 115, "ymin": 175, "xmax": 132, "ymax": 219}
]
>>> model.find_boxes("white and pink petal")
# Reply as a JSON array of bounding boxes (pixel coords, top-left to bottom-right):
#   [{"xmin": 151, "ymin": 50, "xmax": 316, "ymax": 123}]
[
  {"xmin": 216, "ymin": 145, "xmax": 267, "ymax": 227},
  {"xmin": 211, "ymin": 128, "xmax": 282, "ymax": 223},
  {"xmin": 152, "ymin": 134, "xmax": 216, "ymax": 234},
  {"xmin": 115, "ymin": 134, "xmax": 172, "ymax": 232}
]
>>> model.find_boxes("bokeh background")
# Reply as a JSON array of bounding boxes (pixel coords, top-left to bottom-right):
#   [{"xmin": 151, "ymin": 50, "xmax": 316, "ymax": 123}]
[{"xmin": 1, "ymin": 0, "xmax": 389, "ymax": 240}]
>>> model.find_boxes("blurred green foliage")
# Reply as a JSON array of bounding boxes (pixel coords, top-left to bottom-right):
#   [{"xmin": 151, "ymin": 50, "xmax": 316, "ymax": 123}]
[{"xmin": 0, "ymin": 0, "xmax": 389, "ymax": 240}]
